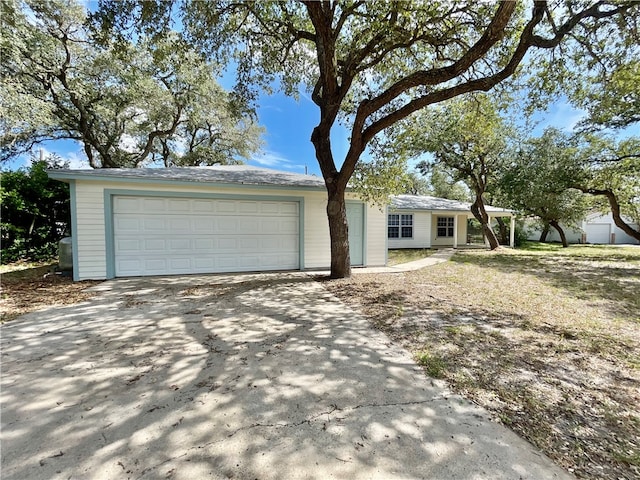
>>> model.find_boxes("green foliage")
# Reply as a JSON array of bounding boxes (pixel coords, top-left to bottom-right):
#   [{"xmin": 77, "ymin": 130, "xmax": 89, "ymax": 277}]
[
  {"xmin": 0, "ymin": 156, "xmax": 70, "ymax": 263},
  {"xmin": 577, "ymin": 135, "xmax": 640, "ymax": 225},
  {"xmin": 350, "ymin": 156, "xmax": 412, "ymax": 208},
  {"xmin": 415, "ymin": 351, "xmax": 447, "ymax": 379},
  {"xmin": 498, "ymin": 128, "xmax": 590, "ymax": 230},
  {"xmin": 1, "ymin": 0, "xmax": 262, "ymax": 167},
  {"xmin": 92, "ymin": 0, "xmax": 638, "ymax": 276},
  {"xmin": 424, "ymin": 164, "xmax": 472, "ymax": 202}
]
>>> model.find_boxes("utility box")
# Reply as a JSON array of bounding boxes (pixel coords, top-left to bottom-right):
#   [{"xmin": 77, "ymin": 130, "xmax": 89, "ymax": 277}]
[{"xmin": 58, "ymin": 237, "xmax": 73, "ymax": 272}]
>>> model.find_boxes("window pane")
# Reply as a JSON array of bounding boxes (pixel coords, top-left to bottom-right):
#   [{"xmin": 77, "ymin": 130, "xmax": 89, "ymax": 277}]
[
  {"xmin": 388, "ymin": 214, "xmax": 399, "ymax": 226},
  {"xmin": 401, "ymin": 226, "xmax": 413, "ymax": 238},
  {"xmin": 401, "ymin": 214, "xmax": 413, "ymax": 226},
  {"xmin": 437, "ymin": 227, "xmax": 447, "ymax": 237},
  {"xmin": 388, "ymin": 226, "xmax": 399, "ymax": 238}
]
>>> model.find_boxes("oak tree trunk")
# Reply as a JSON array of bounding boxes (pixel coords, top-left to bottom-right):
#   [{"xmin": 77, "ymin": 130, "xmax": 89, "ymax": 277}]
[
  {"xmin": 579, "ymin": 188, "xmax": 640, "ymax": 242},
  {"xmin": 470, "ymin": 196, "xmax": 500, "ymax": 250},
  {"xmin": 549, "ymin": 220, "xmax": 569, "ymax": 247},
  {"xmin": 326, "ymin": 185, "xmax": 351, "ymax": 279},
  {"xmin": 539, "ymin": 224, "xmax": 550, "ymax": 242},
  {"xmin": 311, "ymin": 120, "xmax": 353, "ymax": 278}
]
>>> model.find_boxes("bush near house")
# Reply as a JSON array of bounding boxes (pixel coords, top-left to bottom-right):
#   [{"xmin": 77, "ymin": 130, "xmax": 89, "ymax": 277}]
[{"xmin": 1, "ymin": 158, "xmax": 70, "ymax": 264}]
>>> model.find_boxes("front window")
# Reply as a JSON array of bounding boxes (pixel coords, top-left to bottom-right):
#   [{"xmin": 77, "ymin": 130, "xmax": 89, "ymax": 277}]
[
  {"xmin": 437, "ymin": 217, "xmax": 455, "ymax": 237},
  {"xmin": 388, "ymin": 214, "xmax": 413, "ymax": 238}
]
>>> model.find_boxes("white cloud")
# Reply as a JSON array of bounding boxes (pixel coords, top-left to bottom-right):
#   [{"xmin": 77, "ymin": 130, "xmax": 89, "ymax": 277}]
[
  {"xmin": 546, "ymin": 100, "xmax": 587, "ymax": 133},
  {"xmin": 250, "ymin": 151, "xmax": 306, "ymax": 173}
]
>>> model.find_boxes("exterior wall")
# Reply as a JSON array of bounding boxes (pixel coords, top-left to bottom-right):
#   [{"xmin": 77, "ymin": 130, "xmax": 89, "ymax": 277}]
[
  {"xmin": 584, "ymin": 213, "xmax": 640, "ymax": 245},
  {"xmin": 525, "ymin": 222, "xmax": 583, "ymax": 244},
  {"xmin": 431, "ymin": 213, "xmax": 468, "ymax": 247},
  {"xmin": 71, "ymin": 179, "xmax": 385, "ymax": 280},
  {"xmin": 524, "ymin": 213, "xmax": 640, "ymax": 245},
  {"xmin": 387, "ymin": 210, "xmax": 432, "ymax": 249},
  {"xmin": 364, "ymin": 204, "xmax": 387, "ymax": 266}
]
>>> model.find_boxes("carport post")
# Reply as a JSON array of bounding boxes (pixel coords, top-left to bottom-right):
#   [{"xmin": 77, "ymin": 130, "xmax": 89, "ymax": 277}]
[
  {"xmin": 453, "ymin": 214, "xmax": 459, "ymax": 249},
  {"xmin": 510, "ymin": 216, "xmax": 515, "ymax": 248}
]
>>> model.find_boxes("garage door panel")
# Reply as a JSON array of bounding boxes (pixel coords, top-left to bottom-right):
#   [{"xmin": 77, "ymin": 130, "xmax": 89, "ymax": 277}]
[
  {"xmin": 239, "ymin": 201, "xmax": 259, "ymax": 214},
  {"xmin": 114, "ymin": 217, "xmax": 140, "ymax": 232},
  {"xmin": 167, "ymin": 199, "xmax": 190, "ymax": 213},
  {"xmin": 168, "ymin": 218, "xmax": 190, "ymax": 231},
  {"xmin": 217, "ymin": 218, "xmax": 238, "ymax": 233},
  {"xmin": 142, "ymin": 198, "xmax": 166, "ymax": 212},
  {"xmin": 217, "ymin": 201, "xmax": 237, "ymax": 213},
  {"xmin": 194, "ymin": 218, "xmax": 215, "ymax": 233},
  {"xmin": 194, "ymin": 238, "xmax": 215, "ymax": 250},
  {"xmin": 114, "ymin": 197, "xmax": 140, "ymax": 212},
  {"xmin": 113, "ymin": 196, "xmax": 299, "ymax": 276},
  {"xmin": 239, "ymin": 218, "xmax": 259, "ymax": 233},
  {"xmin": 193, "ymin": 200, "xmax": 215, "ymax": 213},
  {"xmin": 144, "ymin": 238, "xmax": 166, "ymax": 251},
  {"xmin": 116, "ymin": 238, "xmax": 140, "ymax": 252}
]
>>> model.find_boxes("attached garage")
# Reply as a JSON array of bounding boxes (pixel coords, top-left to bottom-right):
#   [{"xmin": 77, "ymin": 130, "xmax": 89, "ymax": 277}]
[
  {"xmin": 112, "ymin": 195, "xmax": 300, "ymax": 276},
  {"xmin": 47, "ymin": 165, "xmax": 388, "ymax": 280}
]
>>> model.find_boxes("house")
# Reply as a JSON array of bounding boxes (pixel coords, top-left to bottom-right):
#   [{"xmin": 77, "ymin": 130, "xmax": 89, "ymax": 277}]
[
  {"xmin": 582, "ymin": 212, "xmax": 639, "ymax": 244},
  {"xmin": 48, "ymin": 166, "xmax": 387, "ymax": 280},
  {"xmin": 525, "ymin": 212, "xmax": 640, "ymax": 245},
  {"xmin": 387, "ymin": 195, "xmax": 515, "ymax": 249}
]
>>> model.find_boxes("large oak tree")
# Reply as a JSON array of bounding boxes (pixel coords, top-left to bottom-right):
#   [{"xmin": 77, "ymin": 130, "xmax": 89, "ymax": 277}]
[
  {"xmin": 0, "ymin": 0, "xmax": 262, "ymax": 167},
  {"xmin": 97, "ymin": 0, "xmax": 637, "ymax": 277}
]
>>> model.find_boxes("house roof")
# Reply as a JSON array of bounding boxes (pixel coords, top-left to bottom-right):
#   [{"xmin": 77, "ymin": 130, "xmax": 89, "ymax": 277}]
[
  {"xmin": 47, "ymin": 165, "xmax": 326, "ymax": 189},
  {"xmin": 391, "ymin": 194, "xmax": 514, "ymax": 215}
]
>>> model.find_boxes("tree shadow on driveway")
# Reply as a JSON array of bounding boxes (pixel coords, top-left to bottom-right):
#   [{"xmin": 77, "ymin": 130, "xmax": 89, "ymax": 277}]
[{"xmin": 1, "ymin": 273, "xmax": 571, "ymax": 480}]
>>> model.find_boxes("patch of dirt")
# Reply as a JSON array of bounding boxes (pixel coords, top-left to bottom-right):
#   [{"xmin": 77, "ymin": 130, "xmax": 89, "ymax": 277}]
[
  {"xmin": 1, "ymin": 263, "xmax": 101, "ymax": 322},
  {"xmin": 324, "ymin": 249, "xmax": 640, "ymax": 480}
]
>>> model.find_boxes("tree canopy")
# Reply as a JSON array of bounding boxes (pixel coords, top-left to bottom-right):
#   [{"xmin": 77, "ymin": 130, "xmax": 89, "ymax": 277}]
[
  {"xmin": 0, "ymin": 0, "xmax": 262, "ymax": 167},
  {"xmin": 55, "ymin": 1, "xmax": 640, "ymax": 274},
  {"xmin": 497, "ymin": 128, "xmax": 590, "ymax": 247}
]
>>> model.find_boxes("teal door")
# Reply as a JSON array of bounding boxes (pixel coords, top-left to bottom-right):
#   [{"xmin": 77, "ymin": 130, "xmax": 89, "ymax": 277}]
[{"xmin": 346, "ymin": 203, "xmax": 364, "ymax": 266}]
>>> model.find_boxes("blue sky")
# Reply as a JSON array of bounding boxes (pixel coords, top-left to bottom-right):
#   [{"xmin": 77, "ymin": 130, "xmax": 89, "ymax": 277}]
[
  {"xmin": 9, "ymin": 0, "xmax": 611, "ymax": 177},
  {"xmin": 14, "ymin": 89, "xmax": 591, "ymax": 178}
]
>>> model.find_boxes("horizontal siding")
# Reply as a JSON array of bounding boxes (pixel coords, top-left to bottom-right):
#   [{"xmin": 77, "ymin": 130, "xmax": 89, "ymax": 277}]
[
  {"xmin": 303, "ymin": 195, "xmax": 331, "ymax": 269},
  {"xmin": 364, "ymin": 204, "xmax": 387, "ymax": 266},
  {"xmin": 431, "ymin": 213, "xmax": 468, "ymax": 247},
  {"xmin": 74, "ymin": 182, "xmax": 107, "ymax": 280},
  {"xmin": 388, "ymin": 210, "xmax": 431, "ymax": 249},
  {"xmin": 71, "ymin": 180, "xmax": 387, "ymax": 278}
]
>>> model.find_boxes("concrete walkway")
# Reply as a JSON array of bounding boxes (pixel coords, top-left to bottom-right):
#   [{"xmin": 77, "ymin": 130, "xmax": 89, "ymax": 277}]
[
  {"xmin": 355, "ymin": 248, "xmax": 456, "ymax": 274},
  {"xmin": 1, "ymin": 272, "xmax": 571, "ymax": 480}
]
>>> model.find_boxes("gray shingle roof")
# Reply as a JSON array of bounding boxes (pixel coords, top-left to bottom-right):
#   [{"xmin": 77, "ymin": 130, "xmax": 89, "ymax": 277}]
[
  {"xmin": 391, "ymin": 194, "xmax": 513, "ymax": 214},
  {"xmin": 47, "ymin": 165, "xmax": 326, "ymax": 189}
]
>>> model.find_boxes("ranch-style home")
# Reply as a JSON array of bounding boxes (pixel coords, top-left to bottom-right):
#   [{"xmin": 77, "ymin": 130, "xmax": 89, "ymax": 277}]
[
  {"xmin": 48, "ymin": 165, "xmax": 387, "ymax": 280},
  {"xmin": 387, "ymin": 194, "xmax": 516, "ymax": 249}
]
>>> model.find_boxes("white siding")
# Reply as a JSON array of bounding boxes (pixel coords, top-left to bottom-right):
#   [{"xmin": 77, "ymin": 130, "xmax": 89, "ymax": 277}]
[
  {"xmin": 302, "ymin": 194, "xmax": 331, "ymax": 269},
  {"xmin": 74, "ymin": 182, "xmax": 108, "ymax": 280},
  {"xmin": 71, "ymin": 180, "xmax": 386, "ymax": 279},
  {"xmin": 387, "ymin": 210, "xmax": 431, "ymax": 249},
  {"xmin": 526, "ymin": 223, "xmax": 583, "ymax": 244},
  {"xmin": 364, "ymin": 203, "xmax": 387, "ymax": 266},
  {"xmin": 431, "ymin": 213, "xmax": 467, "ymax": 247},
  {"xmin": 585, "ymin": 213, "xmax": 640, "ymax": 245}
]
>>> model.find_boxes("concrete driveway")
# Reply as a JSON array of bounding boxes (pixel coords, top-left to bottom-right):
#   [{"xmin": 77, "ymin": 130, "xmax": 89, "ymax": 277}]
[{"xmin": 1, "ymin": 273, "xmax": 571, "ymax": 480}]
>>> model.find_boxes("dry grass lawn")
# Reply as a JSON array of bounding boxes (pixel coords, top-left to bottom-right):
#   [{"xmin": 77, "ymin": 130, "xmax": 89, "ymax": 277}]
[
  {"xmin": 324, "ymin": 243, "xmax": 640, "ymax": 480},
  {"xmin": 0, "ymin": 262, "xmax": 100, "ymax": 322}
]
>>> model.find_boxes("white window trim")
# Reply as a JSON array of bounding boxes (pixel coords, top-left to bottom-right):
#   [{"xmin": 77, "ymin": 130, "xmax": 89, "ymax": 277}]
[{"xmin": 388, "ymin": 213, "xmax": 413, "ymax": 239}]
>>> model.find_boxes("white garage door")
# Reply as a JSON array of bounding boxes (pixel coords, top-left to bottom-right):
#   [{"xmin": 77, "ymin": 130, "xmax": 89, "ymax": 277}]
[
  {"xmin": 113, "ymin": 196, "xmax": 299, "ymax": 276},
  {"xmin": 585, "ymin": 223, "xmax": 611, "ymax": 244}
]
